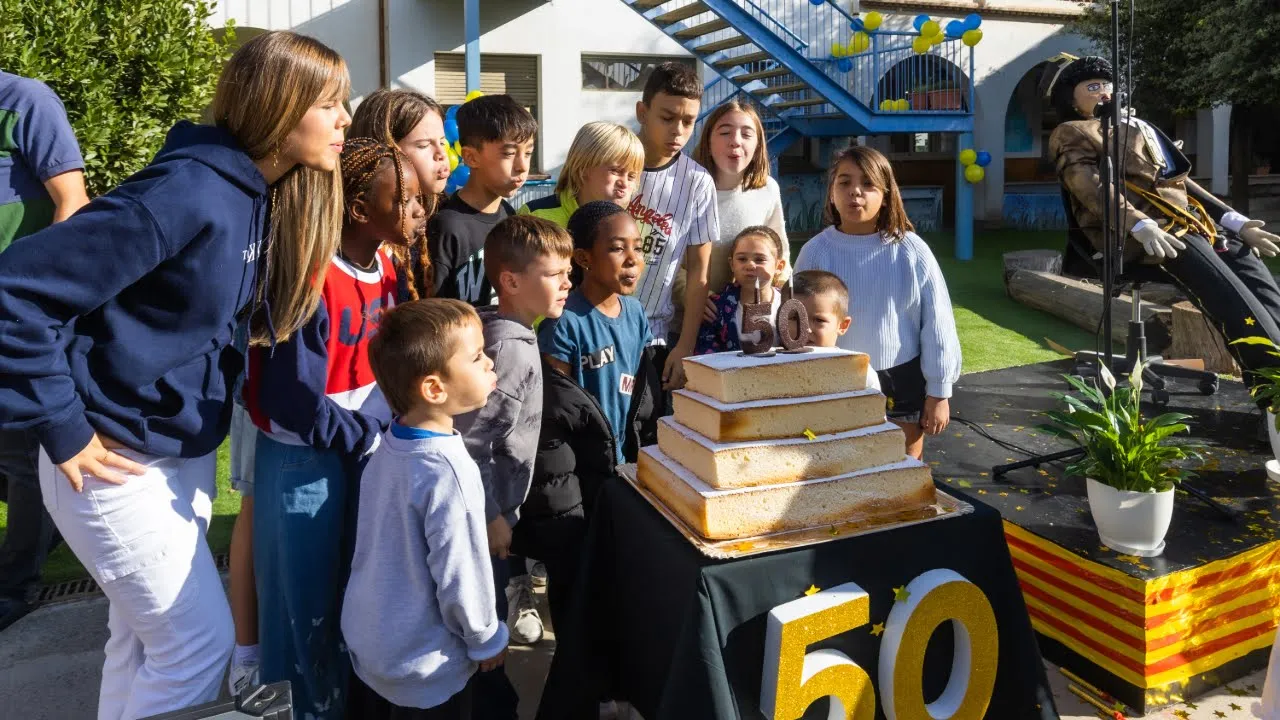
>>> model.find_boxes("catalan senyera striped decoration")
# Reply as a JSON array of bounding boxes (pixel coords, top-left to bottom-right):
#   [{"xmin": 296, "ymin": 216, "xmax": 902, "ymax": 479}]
[{"xmin": 1004, "ymin": 522, "xmax": 1280, "ymax": 700}]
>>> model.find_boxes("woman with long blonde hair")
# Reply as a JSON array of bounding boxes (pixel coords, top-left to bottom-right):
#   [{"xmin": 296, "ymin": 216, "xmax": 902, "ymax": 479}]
[{"xmin": 0, "ymin": 31, "xmax": 351, "ymax": 719}]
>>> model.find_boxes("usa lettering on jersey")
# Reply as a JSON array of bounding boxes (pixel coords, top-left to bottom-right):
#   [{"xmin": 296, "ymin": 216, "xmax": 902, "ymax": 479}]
[{"xmin": 580, "ymin": 344, "xmax": 616, "ymax": 370}]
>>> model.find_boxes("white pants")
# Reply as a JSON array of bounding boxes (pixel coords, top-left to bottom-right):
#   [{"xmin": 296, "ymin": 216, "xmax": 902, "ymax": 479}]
[{"xmin": 39, "ymin": 448, "xmax": 233, "ymax": 720}]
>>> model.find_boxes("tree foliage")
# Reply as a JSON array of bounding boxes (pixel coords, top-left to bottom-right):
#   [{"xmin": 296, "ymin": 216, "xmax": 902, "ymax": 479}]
[{"xmin": 0, "ymin": 0, "xmax": 235, "ymax": 196}]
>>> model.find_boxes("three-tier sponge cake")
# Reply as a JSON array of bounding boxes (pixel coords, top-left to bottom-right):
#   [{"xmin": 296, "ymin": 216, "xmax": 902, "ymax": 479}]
[{"xmin": 636, "ymin": 348, "xmax": 936, "ymax": 540}]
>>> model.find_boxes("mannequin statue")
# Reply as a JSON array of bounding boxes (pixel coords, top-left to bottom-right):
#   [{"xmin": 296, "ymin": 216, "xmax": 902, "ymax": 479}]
[{"xmin": 1045, "ymin": 54, "xmax": 1280, "ymax": 377}]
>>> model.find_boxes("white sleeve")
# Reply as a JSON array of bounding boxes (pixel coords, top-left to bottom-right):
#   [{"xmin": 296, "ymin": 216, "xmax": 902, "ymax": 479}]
[
  {"xmin": 690, "ymin": 173, "xmax": 720, "ymax": 247},
  {"xmin": 914, "ymin": 240, "xmax": 963, "ymax": 398}
]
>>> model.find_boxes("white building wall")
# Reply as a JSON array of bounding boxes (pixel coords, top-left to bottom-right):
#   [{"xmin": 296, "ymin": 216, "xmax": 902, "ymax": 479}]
[{"xmin": 211, "ymin": 0, "xmax": 381, "ymax": 104}]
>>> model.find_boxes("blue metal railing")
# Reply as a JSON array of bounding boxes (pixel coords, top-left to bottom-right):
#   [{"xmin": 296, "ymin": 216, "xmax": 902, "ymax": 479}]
[
  {"xmin": 511, "ymin": 178, "xmax": 556, "ymax": 209},
  {"xmin": 626, "ymin": 0, "xmax": 975, "ymax": 129}
]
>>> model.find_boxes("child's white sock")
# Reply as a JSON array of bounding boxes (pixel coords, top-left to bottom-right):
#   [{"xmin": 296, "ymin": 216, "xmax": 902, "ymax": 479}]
[{"xmin": 232, "ymin": 643, "xmax": 260, "ymax": 666}]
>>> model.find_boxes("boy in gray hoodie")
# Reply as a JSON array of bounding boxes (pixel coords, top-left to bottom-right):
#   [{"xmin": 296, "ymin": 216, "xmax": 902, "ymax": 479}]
[{"xmin": 453, "ymin": 215, "xmax": 574, "ymax": 716}]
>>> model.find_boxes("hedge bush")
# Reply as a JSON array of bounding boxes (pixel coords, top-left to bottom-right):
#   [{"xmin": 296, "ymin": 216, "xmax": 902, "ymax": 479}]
[{"xmin": 0, "ymin": 0, "xmax": 235, "ymax": 196}]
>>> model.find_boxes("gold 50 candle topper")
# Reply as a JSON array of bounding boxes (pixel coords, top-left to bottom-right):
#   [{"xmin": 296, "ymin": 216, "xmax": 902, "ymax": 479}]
[{"xmin": 761, "ymin": 569, "xmax": 999, "ymax": 720}]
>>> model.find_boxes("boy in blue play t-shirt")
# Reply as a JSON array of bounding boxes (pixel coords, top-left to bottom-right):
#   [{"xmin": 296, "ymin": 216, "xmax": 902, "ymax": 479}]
[{"xmin": 538, "ymin": 201, "xmax": 651, "ymax": 465}]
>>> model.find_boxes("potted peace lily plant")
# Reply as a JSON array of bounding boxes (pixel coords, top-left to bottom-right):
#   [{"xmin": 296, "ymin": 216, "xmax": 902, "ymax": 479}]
[
  {"xmin": 1040, "ymin": 361, "xmax": 1196, "ymax": 557},
  {"xmin": 1230, "ymin": 336, "xmax": 1280, "ymax": 462}
]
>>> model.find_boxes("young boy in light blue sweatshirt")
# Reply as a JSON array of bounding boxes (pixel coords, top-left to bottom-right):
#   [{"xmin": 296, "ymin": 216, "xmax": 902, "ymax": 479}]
[{"xmin": 341, "ymin": 299, "xmax": 508, "ymax": 719}]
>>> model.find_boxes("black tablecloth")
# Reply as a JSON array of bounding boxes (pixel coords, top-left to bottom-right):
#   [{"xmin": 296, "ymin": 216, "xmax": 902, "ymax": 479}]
[{"xmin": 537, "ymin": 480, "xmax": 1060, "ymax": 720}]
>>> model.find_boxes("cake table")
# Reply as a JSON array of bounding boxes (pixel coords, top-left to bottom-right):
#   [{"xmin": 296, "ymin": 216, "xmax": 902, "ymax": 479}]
[{"xmin": 534, "ymin": 476, "xmax": 1059, "ymax": 720}]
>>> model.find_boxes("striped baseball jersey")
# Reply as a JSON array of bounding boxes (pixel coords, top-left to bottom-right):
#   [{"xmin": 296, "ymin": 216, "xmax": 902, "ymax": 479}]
[
  {"xmin": 245, "ymin": 250, "xmax": 396, "ymax": 454},
  {"xmin": 626, "ymin": 153, "xmax": 719, "ymax": 342}
]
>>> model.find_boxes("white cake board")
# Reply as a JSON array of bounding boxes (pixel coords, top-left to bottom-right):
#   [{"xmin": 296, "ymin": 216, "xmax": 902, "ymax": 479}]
[
  {"xmin": 617, "ymin": 464, "xmax": 972, "ymax": 559},
  {"xmin": 1266, "ymin": 459, "xmax": 1280, "ymax": 484}
]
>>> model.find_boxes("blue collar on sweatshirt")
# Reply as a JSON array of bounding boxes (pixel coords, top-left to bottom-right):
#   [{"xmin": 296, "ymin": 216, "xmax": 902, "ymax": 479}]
[{"xmin": 390, "ymin": 422, "xmax": 451, "ymax": 440}]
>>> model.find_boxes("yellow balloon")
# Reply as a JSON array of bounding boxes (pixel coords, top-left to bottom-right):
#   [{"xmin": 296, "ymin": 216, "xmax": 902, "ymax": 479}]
[
  {"xmin": 879, "ymin": 99, "xmax": 893, "ymax": 111},
  {"xmin": 453, "ymin": 140, "xmax": 462, "ymax": 157},
  {"xmin": 911, "ymin": 35, "xmax": 931, "ymax": 54},
  {"xmin": 965, "ymin": 164, "xmax": 986, "ymax": 183},
  {"xmin": 931, "ymin": 31, "xmax": 946, "ymax": 46},
  {"xmin": 962, "ymin": 28, "xmax": 984, "ymax": 46},
  {"xmin": 849, "ymin": 31, "xmax": 871, "ymax": 54},
  {"xmin": 831, "ymin": 41, "xmax": 846, "ymax": 57},
  {"xmin": 959, "ymin": 148, "xmax": 977, "ymax": 166},
  {"xmin": 863, "ymin": 11, "xmax": 883, "ymax": 31},
  {"xmin": 448, "ymin": 151, "xmax": 459, "ymax": 171},
  {"xmin": 465, "ymin": 89, "xmax": 484, "ymax": 102},
  {"xmin": 893, "ymin": 98, "xmax": 910, "ymax": 112},
  {"xmin": 921, "ymin": 20, "xmax": 940, "ymax": 38}
]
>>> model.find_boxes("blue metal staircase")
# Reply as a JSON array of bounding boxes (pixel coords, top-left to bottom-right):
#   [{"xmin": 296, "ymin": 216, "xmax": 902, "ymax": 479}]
[{"xmin": 622, "ymin": 0, "xmax": 979, "ymax": 257}]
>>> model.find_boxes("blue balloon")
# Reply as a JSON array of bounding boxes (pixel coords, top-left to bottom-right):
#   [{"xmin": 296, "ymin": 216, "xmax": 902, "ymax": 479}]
[
  {"xmin": 849, "ymin": 17, "xmax": 864, "ymax": 31},
  {"xmin": 913, "ymin": 14, "xmax": 929, "ymax": 31},
  {"xmin": 963, "ymin": 13, "xmax": 982, "ymax": 30},
  {"xmin": 445, "ymin": 104, "xmax": 459, "ymax": 123},
  {"xmin": 836, "ymin": 57, "xmax": 853, "ymax": 72},
  {"xmin": 444, "ymin": 117, "xmax": 459, "ymax": 143},
  {"xmin": 809, "ymin": 0, "xmax": 823, "ymax": 5},
  {"xmin": 945, "ymin": 19, "xmax": 965, "ymax": 38},
  {"xmin": 451, "ymin": 163, "xmax": 471, "ymax": 187},
  {"xmin": 975, "ymin": 150, "xmax": 992, "ymax": 167}
]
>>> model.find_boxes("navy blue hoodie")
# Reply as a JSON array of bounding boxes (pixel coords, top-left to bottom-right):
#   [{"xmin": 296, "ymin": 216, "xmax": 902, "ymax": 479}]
[{"xmin": 0, "ymin": 121, "xmax": 270, "ymax": 464}]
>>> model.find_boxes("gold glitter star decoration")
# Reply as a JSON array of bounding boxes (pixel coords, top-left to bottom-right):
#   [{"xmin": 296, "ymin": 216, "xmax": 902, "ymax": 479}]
[
  {"xmin": 804, "ymin": 585, "xmax": 820, "ymax": 596},
  {"xmin": 803, "ymin": 428, "xmax": 817, "ymax": 441},
  {"xmin": 893, "ymin": 585, "xmax": 911, "ymax": 602},
  {"xmin": 1213, "ymin": 711, "xmax": 1226, "ymax": 718},
  {"xmin": 886, "ymin": 397, "xmax": 895, "ymax": 410},
  {"xmin": 870, "ymin": 622, "xmax": 885, "ymax": 637},
  {"xmin": 1227, "ymin": 686, "xmax": 1250, "ymax": 697},
  {"xmin": 1229, "ymin": 703, "xmax": 1242, "ymax": 711},
  {"xmin": 1172, "ymin": 711, "xmax": 1189, "ymax": 719},
  {"xmin": 957, "ymin": 480, "xmax": 973, "ymax": 488},
  {"xmin": 1245, "ymin": 316, "xmax": 1257, "ymax": 326},
  {"xmin": 1185, "ymin": 702, "xmax": 1198, "ymax": 710}
]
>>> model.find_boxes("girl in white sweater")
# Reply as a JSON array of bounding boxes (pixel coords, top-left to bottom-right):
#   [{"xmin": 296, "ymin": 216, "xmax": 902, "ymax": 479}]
[
  {"xmin": 794, "ymin": 146, "xmax": 962, "ymax": 459},
  {"xmin": 692, "ymin": 99, "xmax": 790, "ymax": 290}
]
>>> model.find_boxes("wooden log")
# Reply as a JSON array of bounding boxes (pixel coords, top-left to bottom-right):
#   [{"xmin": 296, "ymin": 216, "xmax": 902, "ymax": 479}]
[
  {"xmin": 1006, "ymin": 269, "xmax": 1172, "ymax": 351},
  {"xmin": 1002, "ymin": 250, "xmax": 1063, "ymax": 294},
  {"xmin": 1168, "ymin": 301, "xmax": 1239, "ymax": 375},
  {"xmin": 1131, "ymin": 282, "xmax": 1182, "ymax": 307}
]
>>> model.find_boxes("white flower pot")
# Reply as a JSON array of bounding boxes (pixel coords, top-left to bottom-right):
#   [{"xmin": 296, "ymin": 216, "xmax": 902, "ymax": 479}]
[
  {"xmin": 1085, "ymin": 479, "xmax": 1174, "ymax": 557},
  {"xmin": 1268, "ymin": 411, "xmax": 1280, "ymax": 464}
]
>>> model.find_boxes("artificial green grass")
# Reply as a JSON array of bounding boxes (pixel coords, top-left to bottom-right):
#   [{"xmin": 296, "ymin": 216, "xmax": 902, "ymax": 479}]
[{"xmin": 2, "ymin": 228, "xmax": 1099, "ymax": 585}]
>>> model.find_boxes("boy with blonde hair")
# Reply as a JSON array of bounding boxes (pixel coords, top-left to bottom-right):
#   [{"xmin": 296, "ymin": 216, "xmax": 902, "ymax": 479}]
[{"xmin": 520, "ymin": 121, "xmax": 645, "ymax": 226}]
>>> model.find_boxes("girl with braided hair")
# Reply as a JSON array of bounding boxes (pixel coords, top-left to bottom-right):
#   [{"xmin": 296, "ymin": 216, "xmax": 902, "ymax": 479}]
[
  {"xmin": 234, "ymin": 137, "xmax": 426, "ymax": 719},
  {"xmin": 350, "ymin": 89, "xmax": 450, "ymax": 301}
]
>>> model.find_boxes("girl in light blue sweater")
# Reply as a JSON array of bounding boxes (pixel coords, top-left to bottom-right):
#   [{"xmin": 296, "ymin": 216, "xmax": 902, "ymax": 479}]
[{"xmin": 794, "ymin": 146, "xmax": 962, "ymax": 460}]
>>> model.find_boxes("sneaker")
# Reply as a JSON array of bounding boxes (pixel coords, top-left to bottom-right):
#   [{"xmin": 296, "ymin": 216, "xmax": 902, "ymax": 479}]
[
  {"xmin": 505, "ymin": 577, "xmax": 544, "ymax": 644},
  {"xmin": 227, "ymin": 657, "xmax": 259, "ymax": 697},
  {"xmin": 529, "ymin": 560, "xmax": 548, "ymax": 587}
]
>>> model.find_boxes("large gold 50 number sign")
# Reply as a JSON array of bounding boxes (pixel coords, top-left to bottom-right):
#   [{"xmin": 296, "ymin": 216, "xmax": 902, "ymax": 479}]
[{"xmin": 761, "ymin": 569, "xmax": 999, "ymax": 720}]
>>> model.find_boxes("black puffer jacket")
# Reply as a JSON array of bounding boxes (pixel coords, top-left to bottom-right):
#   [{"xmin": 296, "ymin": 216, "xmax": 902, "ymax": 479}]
[{"xmin": 516, "ymin": 346, "xmax": 662, "ymax": 543}]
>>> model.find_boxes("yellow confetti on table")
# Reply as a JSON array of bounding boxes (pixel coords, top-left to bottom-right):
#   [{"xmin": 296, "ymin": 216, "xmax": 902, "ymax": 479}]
[
  {"xmin": 1245, "ymin": 316, "xmax": 1256, "ymax": 326},
  {"xmin": 870, "ymin": 622, "xmax": 885, "ymax": 637},
  {"xmin": 803, "ymin": 428, "xmax": 816, "ymax": 441},
  {"xmin": 999, "ymin": 492, "xmax": 1009, "ymax": 497},
  {"xmin": 977, "ymin": 489, "xmax": 988, "ymax": 495},
  {"xmin": 957, "ymin": 480, "xmax": 973, "ymax": 488},
  {"xmin": 804, "ymin": 584, "xmax": 820, "ymax": 596},
  {"xmin": 1229, "ymin": 702, "xmax": 1242, "ymax": 711},
  {"xmin": 893, "ymin": 585, "xmax": 910, "ymax": 602},
  {"xmin": 1015, "ymin": 506, "xmax": 1024, "ymax": 511}
]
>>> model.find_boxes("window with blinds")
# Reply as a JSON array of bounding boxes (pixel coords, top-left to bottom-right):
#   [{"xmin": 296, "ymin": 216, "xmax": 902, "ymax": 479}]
[{"xmin": 434, "ymin": 53, "xmax": 540, "ymax": 172}]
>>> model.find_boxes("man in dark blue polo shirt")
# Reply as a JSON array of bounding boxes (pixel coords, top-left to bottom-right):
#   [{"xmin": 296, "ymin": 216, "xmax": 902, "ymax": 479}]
[{"xmin": 0, "ymin": 70, "xmax": 89, "ymax": 630}]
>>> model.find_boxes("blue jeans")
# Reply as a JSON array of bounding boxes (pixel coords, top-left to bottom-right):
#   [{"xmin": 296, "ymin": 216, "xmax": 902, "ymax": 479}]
[
  {"xmin": 253, "ymin": 435, "xmax": 353, "ymax": 720},
  {"xmin": 0, "ymin": 429, "xmax": 57, "ymax": 602}
]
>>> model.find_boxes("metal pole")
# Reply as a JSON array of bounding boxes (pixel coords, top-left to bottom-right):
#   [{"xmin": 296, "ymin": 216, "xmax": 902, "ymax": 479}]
[
  {"xmin": 464, "ymin": 0, "xmax": 480, "ymax": 94},
  {"xmin": 956, "ymin": 131, "xmax": 974, "ymax": 260}
]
